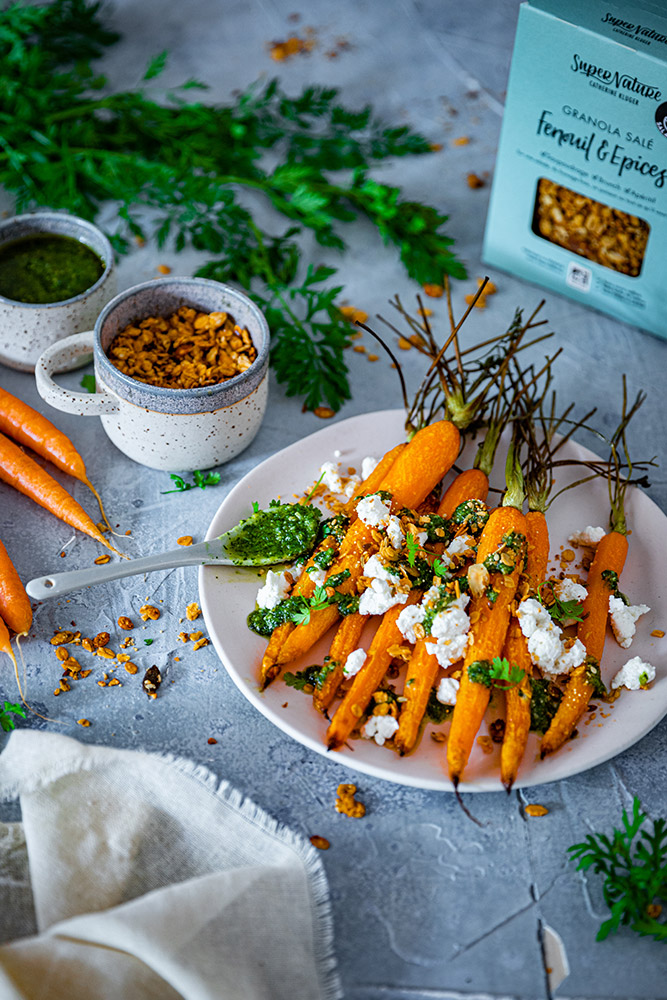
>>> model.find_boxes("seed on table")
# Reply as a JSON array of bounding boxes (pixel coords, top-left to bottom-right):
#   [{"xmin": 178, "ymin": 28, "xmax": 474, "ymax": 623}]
[
  {"xmin": 50, "ymin": 631, "xmax": 74, "ymax": 645},
  {"xmin": 118, "ymin": 616, "xmax": 134, "ymax": 630},
  {"xmin": 94, "ymin": 554, "xmax": 111, "ymax": 565},
  {"xmin": 93, "ymin": 632, "xmax": 110, "ymax": 648},
  {"xmin": 177, "ymin": 536, "xmax": 193, "ymax": 547},
  {"xmin": 124, "ymin": 662, "xmax": 138, "ymax": 675},
  {"xmin": 77, "ymin": 719, "xmax": 91, "ymax": 727},
  {"xmin": 310, "ymin": 835, "xmax": 330, "ymax": 850},
  {"xmin": 55, "ymin": 647, "xmax": 69, "ymax": 661},
  {"xmin": 96, "ymin": 646, "xmax": 115, "ymax": 659}
]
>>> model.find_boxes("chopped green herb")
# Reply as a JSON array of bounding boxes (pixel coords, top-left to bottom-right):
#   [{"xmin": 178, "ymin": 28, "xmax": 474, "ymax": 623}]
[
  {"xmin": 284, "ymin": 664, "xmax": 323, "ymax": 691},
  {"xmin": 450, "ymin": 499, "xmax": 489, "ymax": 532},
  {"xmin": 80, "ymin": 373, "xmax": 96, "ymax": 393},
  {"xmin": 425, "ymin": 688, "xmax": 453, "ymax": 724},
  {"xmin": 483, "ymin": 531, "xmax": 526, "ymax": 576},
  {"xmin": 313, "ymin": 546, "xmax": 336, "ymax": 571},
  {"xmin": 247, "ymin": 596, "xmax": 310, "ymax": 636},
  {"xmin": 539, "ymin": 582, "xmax": 585, "ymax": 624},
  {"xmin": 420, "ymin": 513, "xmax": 452, "ymax": 545},
  {"xmin": 143, "ymin": 639, "xmax": 154, "ymax": 646},
  {"xmin": 326, "ymin": 569, "xmax": 351, "ymax": 589},
  {"xmin": 568, "ymin": 797, "xmax": 667, "ymax": 942},
  {"xmin": 406, "ymin": 533, "xmax": 420, "ymax": 567},
  {"xmin": 252, "ymin": 501, "xmax": 260, "ymax": 514},
  {"xmin": 529, "ymin": 678, "xmax": 563, "ymax": 733},
  {"xmin": 467, "ymin": 657, "xmax": 525, "ymax": 690},
  {"xmin": 602, "ymin": 569, "xmax": 629, "ymax": 606},
  {"xmin": 161, "ymin": 470, "xmax": 221, "ymax": 494},
  {"xmin": 0, "ymin": 701, "xmax": 26, "ymax": 733},
  {"xmin": 584, "ymin": 656, "xmax": 607, "ymax": 698},
  {"xmin": 320, "ymin": 514, "xmax": 350, "ymax": 545}
]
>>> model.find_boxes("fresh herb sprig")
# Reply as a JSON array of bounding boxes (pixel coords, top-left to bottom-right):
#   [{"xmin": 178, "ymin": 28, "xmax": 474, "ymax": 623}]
[
  {"xmin": 161, "ymin": 470, "xmax": 221, "ymax": 494},
  {"xmin": 568, "ymin": 798, "xmax": 667, "ymax": 942},
  {"xmin": 538, "ymin": 582, "xmax": 585, "ymax": 624},
  {"xmin": 468, "ymin": 656, "xmax": 525, "ymax": 690},
  {"xmin": 0, "ymin": 701, "xmax": 26, "ymax": 733},
  {"xmin": 0, "ymin": 0, "xmax": 465, "ymax": 411}
]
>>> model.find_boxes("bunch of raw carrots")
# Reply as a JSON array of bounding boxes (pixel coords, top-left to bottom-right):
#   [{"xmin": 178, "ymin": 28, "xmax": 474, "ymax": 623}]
[
  {"xmin": 0, "ymin": 386, "xmax": 114, "ymax": 671},
  {"xmin": 250, "ymin": 292, "xmax": 654, "ymax": 790}
]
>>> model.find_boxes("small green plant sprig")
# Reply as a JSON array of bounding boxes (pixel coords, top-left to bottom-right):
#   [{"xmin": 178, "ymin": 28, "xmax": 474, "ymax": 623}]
[
  {"xmin": 568, "ymin": 798, "xmax": 667, "ymax": 942},
  {"xmin": 467, "ymin": 656, "xmax": 525, "ymax": 690},
  {"xmin": 0, "ymin": 0, "xmax": 465, "ymax": 412},
  {"xmin": 161, "ymin": 470, "xmax": 221, "ymax": 494},
  {"xmin": 0, "ymin": 701, "xmax": 26, "ymax": 733}
]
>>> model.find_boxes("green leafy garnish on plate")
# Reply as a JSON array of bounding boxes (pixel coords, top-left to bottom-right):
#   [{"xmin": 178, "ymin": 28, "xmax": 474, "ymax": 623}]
[
  {"xmin": 0, "ymin": 701, "xmax": 26, "ymax": 733},
  {"xmin": 467, "ymin": 656, "xmax": 525, "ymax": 690}
]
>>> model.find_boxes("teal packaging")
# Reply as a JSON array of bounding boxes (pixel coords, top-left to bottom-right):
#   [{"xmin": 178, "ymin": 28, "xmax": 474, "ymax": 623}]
[{"xmin": 483, "ymin": 0, "xmax": 667, "ymax": 338}]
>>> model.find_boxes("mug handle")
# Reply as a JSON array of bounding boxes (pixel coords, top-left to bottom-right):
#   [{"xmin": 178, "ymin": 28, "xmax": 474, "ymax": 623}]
[{"xmin": 35, "ymin": 331, "xmax": 119, "ymax": 416}]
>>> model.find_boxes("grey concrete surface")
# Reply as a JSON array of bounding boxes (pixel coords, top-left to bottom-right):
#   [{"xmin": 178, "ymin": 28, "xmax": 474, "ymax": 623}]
[{"xmin": 1, "ymin": 1, "xmax": 667, "ymax": 997}]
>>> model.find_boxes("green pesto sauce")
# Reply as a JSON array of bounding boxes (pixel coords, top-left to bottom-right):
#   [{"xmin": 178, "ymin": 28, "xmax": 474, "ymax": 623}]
[
  {"xmin": 247, "ymin": 596, "xmax": 308, "ymax": 636},
  {"xmin": 0, "ymin": 234, "xmax": 104, "ymax": 304},
  {"xmin": 222, "ymin": 501, "xmax": 321, "ymax": 566},
  {"xmin": 529, "ymin": 678, "xmax": 563, "ymax": 733}
]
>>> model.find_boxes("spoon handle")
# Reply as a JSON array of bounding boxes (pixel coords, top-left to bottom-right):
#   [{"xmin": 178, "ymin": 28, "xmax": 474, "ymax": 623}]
[{"xmin": 26, "ymin": 541, "xmax": 226, "ymax": 600}]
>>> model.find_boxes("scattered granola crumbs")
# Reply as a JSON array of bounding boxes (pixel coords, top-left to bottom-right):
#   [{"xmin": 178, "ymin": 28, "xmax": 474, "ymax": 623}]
[
  {"xmin": 489, "ymin": 719, "xmax": 505, "ymax": 743},
  {"xmin": 178, "ymin": 631, "xmax": 189, "ymax": 643},
  {"xmin": 117, "ymin": 653, "xmax": 130, "ymax": 663},
  {"xmin": 53, "ymin": 688, "xmax": 60, "ymax": 696},
  {"xmin": 476, "ymin": 734, "xmax": 494, "ymax": 754},
  {"xmin": 60, "ymin": 551, "xmax": 65, "ymax": 558},
  {"xmin": 651, "ymin": 629, "xmax": 665, "ymax": 638},
  {"xmin": 453, "ymin": 135, "xmax": 470, "ymax": 146},
  {"xmin": 339, "ymin": 305, "xmax": 369, "ymax": 324},
  {"xmin": 97, "ymin": 680, "xmax": 107, "ymax": 687},
  {"xmin": 193, "ymin": 638, "xmax": 209, "ymax": 651},
  {"xmin": 59, "ymin": 678, "xmax": 70, "ymax": 692},
  {"xmin": 313, "ymin": 407, "xmax": 335, "ymax": 419},
  {"xmin": 524, "ymin": 804, "xmax": 549, "ymax": 817},
  {"xmin": 189, "ymin": 631, "xmax": 203, "ymax": 641},
  {"xmin": 352, "ymin": 344, "xmax": 366, "ymax": 353},
  {"xmin": 117, "ymin": 616, "xmax": 134, "ymax": 631},
  {"xmin": 310, "ymin": 835, "xmax": 330, "ymax": 850},
  {"xmin": 397, "ymin": 336, "xmax": 413, "ymax": 350},
  {"xmin": 174, "ymin": 656, "xmax": 181, "ymax": 662},
  {"xmin": 108, "ymin": 678, "xmax": 121, "ymax": 686},
  {"xmin": 282, "ymin": 702, "xmax": 288, "ymax": 708},
  {"xmin": 81, "ymin": 638, "xmax": 94, "ymax": 652},
  {"xmin": 55, "ymin": 647, "xmax": 69, "ymax": 662},
  {"xmin": 94, "ymin": 554, "xmax": 111, "ymax": 565},
  {"xmin": 177, "ymin": 535, "xmax": 194, "ymax": 547},
  {"xmin": 269, "ymin": 34, "xmax": 314, "ymax": 61},
  {"xmin": 50, "ymin": 631, "xmax": 75, "ymax": 645},
  {"xmin": 417, "ymin": 307, "xmax": 433, "ymax": 317},
  {"xmin": 63, "ymin": 657, "xmax": 81, "ymax": 674},
  {"xmin": 207, "ymin": 737, "xmax": 218, "ymax": 745},
  {"xmin": 124, "ymin": 530, "xmax": 132, "ymax": 536},
  {"xmin": 467, "ymin": 172, "xmax": 485, "ymax": 188},
  {"xmin": 429, "ymin": 142, "xmax": 443, "ymax": 151},
  {"xmin": 186, "ymin": 601, "xmax": 201, "ymax": 621},
  {"xmin": 422, "ymin": 283, "xmax": 444, "ymax": 298},
  {"xmin": 430, "ymin": 731, "xmax": 447, "ymax": 743},
  {"xmin": 647, "ymin": 903, "xmax": 663, "ymax": 919},
  {"xmin": 140, "ymin": 604, "xmax": 160, "ymax": 621},
  {"xmin": 335, "ymin": 783, "xmax": 366, "ymax": 818},
  {"xmin": 561, "ymin": 549, "xmax": 575, "ymax": 563},
  {"xmin": 96, "ymin": 646, "xmax": 115, "ymax": 660},
  {"xmin": 142, "ymin": 665, "xmax": 162, "ymax": 698},
  {"xmin": 124, "ymin": 662, "xmax": 139, "ymax": 675},
  {"xmin": 77, "ymin": 719, "xmax": 91, "ymax": 727},
  {"xmin": 93, "ymin": 632, "xmax": 110, "ymax": 648},
  {"xmin": 367, "ymin": 353, "xmax": 379, "ymax": 362},
  {"xmin": 80, "ymin": 669, "xmax": 92, "ymax": 678},
  {"xmin": 157, "ymin": 263, "xmax": 171, "ymax": 274}
]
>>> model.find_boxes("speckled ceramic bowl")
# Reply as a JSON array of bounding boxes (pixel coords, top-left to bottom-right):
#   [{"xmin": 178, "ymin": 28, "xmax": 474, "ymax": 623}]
[
  {"xmin": 0, "ymin": 211, "xmax": 115, "ymax": 372},
  {"xmin": 35, "ymin": 278, "xmax": 270, "ymax": 471}
]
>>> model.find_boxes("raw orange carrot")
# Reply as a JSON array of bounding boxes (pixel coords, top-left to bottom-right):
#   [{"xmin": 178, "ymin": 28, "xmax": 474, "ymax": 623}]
[
  {"xmin": 540, "ymin": 530, "xmax": 628, "ymax": 758},
  {"xmin": 0, "ymin": 432, "xmax": 115, "ymax": 551},
  {"xmin": 0, "ymin": 536, "xmax": 32, "ymax": 635},
  {"xmin": 0, "ymin": 386, "xmax": 109, "ymax": 525},
  {"xmin": 500, "ymin": 510, "xmax": 550, "ymax": 790},
  {"xmin": 314, "ymin": 612, "xmax": 366, "ymax": 713},
  {"xmin": 447, "ymin": 504, "xmax": 527, "ymax": 785},
  {"xmin": 326, "ymin": 594, "xmax": 420, "ymax": 750}
]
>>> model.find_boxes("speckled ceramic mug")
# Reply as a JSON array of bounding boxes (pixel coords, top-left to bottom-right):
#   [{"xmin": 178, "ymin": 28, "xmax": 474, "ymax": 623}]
[
  {"xmin": 35, "ymin": 278, "xmax": 270, "ymax": 471},
  {"xmin": 0, "ymin": 211, "xmax": 115, "ymax": 372}
]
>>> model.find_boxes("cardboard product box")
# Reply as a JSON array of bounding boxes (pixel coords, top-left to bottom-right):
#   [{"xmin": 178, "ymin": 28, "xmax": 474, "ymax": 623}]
[{"xmin": 483, "ymin": 0, "xmax": 667, "ymax": 339}]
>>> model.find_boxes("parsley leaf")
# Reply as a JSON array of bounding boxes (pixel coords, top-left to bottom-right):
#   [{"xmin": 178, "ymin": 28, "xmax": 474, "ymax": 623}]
[
  {"xmin": 161, "ymin": 470, "xmax": 221, "ymax": 494},
  {"xmin": 144, "ymin": 639, "xmax": 154, "ymax": 646},
  {"xmin": 468, "ymin": 657, "xmax": 525, "ymax": 690},
  {"xmin": 0, "ymin": 701, "xmax": 26, "ymax": 733},
  {"xmin": 405, "ymin": 533, "xmax": 420, "ymax": 567},
  {"xmin": 538, "ymin": 583, "xmax": 585, "ymax": 624},
  {"xmin": 432, "ymin": 557, "xmax": 449, "ymax": 578},
  {"xmin": 568, "ymin": 798, "xmax": 667, "ymax": 942}
]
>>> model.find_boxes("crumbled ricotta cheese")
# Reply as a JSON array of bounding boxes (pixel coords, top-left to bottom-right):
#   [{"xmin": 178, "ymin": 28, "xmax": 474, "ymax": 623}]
[
  {"xmin": 361, "ymin": 455, "xmax": 379, "ymax": 480},
  {"xmin": 568, "ymin": 525, "xmax": 606, "ymax": 548},
  {"xmin": 386, "ymin": 515, "xmax": 404, "ymax": 551},
  {"xmin": 554, "ymin": 578, "xmax": 587, "ymax": 603},
  {"xmin": 363, "ymin": 713, "xmax": 399, "ymax": 746},
  {"xmin": 425, "ymin": 594, "xmax": 470, "ymax": 668},
  {"xmin": 516, "ymin": 598, "xmax": 553, "ymax": 637},
  {"xmin": 343, "ymin": 475, "xmax": 362, "ymax": 499},
  {"xmin": 397, "ymin": 603, "xmax": 426, "ymax": 643},
  {"xmin": 516, "ymin": 597, "xmax": 585, "ymax": 679},
  {"xmin": 611, "ymin": 656, "xmax": 656, "ymax": 691},
  {"xmin": 256, "ymin": 570, "xmax": 291, "ymax": 610},
  {"xmin": 436, "ymin": 676, "xmax": 460, "ymax": 705},
  {"xmin": 609, "ymin": 595, "xmax": 650, "ymax": 649},
  {"xmin": 319, "ymin": 461, "xmax": 344, "ymax": 493},
  {"xmin": 356, "ymin": 493, "xmax": 391, "ymax": 528},
  {"xmin": 556, "ymin": 638, "xmax": 586, "ymax": 675},
  {"xmin": 343, "ymin": 647, "xmax": 367, "ymax": 678},
  {"xmin": 307, "ymin": 566, "xmax": 327, "ymax": 587},
  {"xmin": 333, "ymin": 449, "xmax": 342, "ymax": 459},
  {"xmin": 446, "ymin": 533, "xmax": 475, "ymax": 558},
  {"xmin": 363, "ymin": 554, "xmax": 400, "ymax": 582},
  {"xmin": 526, "ymin": 628, "xmax": 563, "ymax": 677},
  {"xmin": 358, "ymin": 578, "xmax": 408, "ymax": 616}
]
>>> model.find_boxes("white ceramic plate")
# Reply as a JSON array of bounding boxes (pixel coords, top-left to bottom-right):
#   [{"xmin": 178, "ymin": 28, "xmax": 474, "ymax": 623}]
[{"xmin": 199, "ymin": 409, "xmax": 667, "ymax": 791}]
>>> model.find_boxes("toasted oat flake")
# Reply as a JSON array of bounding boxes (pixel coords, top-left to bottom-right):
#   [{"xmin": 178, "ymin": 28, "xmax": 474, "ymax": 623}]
[
  {"xmin": 186, "ymin": 602, "xmax": 201, "ymax": 621},
  {"xmin": 96, "ymin": 646, "xmax": 115, "ymax": 660},
  {"xmin": 651, "ymin": 629, "xmax": 665, "ymax": 638},
  {"xmin": 117, "ymin": 616, "xmax": 134, "ymax": 631},
  {"xmin": 140, "ymin": 605, "xmax": 160, "ymax": 621},
  {"xmin": 309, "ymin": 835, "xmax": 330, "ymax": 850},
  {"xmin": 55, "ymin": 647, "xmax": 69, "ymax": 662},
  {"xmin": 50, "ymin": 631, "xmax": 74, "ymax": 645},
  {"xmin": 177, "ymin": 536, "xmax": 194, "ymax": 547},
  {"xmin": 124, "ymin": 662, "xmax": 139, "ymax": 675},
  {"xmin": 193, "ymin": 637, "xmax": 209, "ymax": 651},
  {"xmin": 93, "ymin": 632, "xmax": 110, "ymax": 648}
]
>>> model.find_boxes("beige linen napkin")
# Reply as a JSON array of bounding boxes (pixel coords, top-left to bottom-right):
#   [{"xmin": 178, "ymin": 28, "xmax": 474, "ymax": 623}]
[{"xmin": 0, "ymin": 731, "xmax": 342, "ymax": 1000}]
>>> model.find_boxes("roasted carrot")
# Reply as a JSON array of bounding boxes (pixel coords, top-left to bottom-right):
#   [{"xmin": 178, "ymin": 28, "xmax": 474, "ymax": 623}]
[
  {"xmin": 326, "ymin": 593, "xmax": 420, "ymax": 750},
  {"xmin": 0, "ymin": 386, "xmax": 109, "ymax": 525},
  {"xmin": 395, "ymin": 469, "xmax": 490, "ymax": 754},
  {"xmin": 500, "ymin": 510, "xmax": 550, "ymax": 789},
  {"xmin": 0, "ymin": 536, "xmax": 32, "ymax": 635},
  {"xmin": 447, "ymin": 504, "xmax": 527, "ymax": 785},
  {"xmin": 272, "ymin": 420, "xmax": 460, "ymax": 669},
  {"xmin": 540, "ymin": 530, "xmax": 628, "ymax": 757},
  {"xmin": 0, "ymin": 432, "xmax": 115, "ymax": 551},
  {"xmin": 314, "ymin": 612, "xmax": 366, "ymax": 713},
  {"xmin": 342, "ymin": 443, "xmax": 406, "ymax": 513}
]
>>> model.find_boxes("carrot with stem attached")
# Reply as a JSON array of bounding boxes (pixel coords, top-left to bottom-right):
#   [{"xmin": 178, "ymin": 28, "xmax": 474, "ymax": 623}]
[
  {"xmin": 0, "ymin": 432, "xmax": 117, "ymax": 552},
  {"xmin": 540, "ymin": 380, "xmax": 644, "ymax": 758},
  {"xmin": 447, "ymin": 441, "xmax": 528, "ymax": 787},
  {"xmin": 0, "ymin": 386, "xmax": 111, "ymax": 529},
  {"xmin": 0, "ymin": 536, "xmax": 32, "ymax": 635}
]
